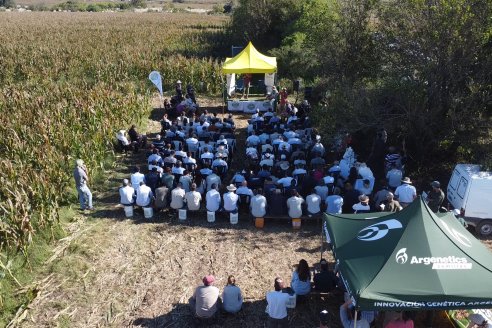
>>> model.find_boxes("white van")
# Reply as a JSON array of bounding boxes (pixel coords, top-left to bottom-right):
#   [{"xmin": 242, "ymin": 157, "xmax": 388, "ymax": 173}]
[{"xmin": 447, "ymin": 164, "xmax": 492, "ymax": 236}]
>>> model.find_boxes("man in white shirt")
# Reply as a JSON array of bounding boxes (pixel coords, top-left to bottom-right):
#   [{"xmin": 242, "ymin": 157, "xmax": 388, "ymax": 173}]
[
  {"xmin": 117, "ymin": 130, "xmax": 131, "ymax": 151},
  {"xmin": 386, "ymin": 163, "xmax": 403, "ymax": 190},
  {"xmin": 212, "ymin": 154, "xmax": 228, "ymax": 171},
  {"xmin": 287, "ymin": 189, "xmax": 304, "ymax": 218},
  {"xmin": 277, "ymin": 175, "xmax": 294, "ymax": 188},
  {"xmin": 246, "ymin": 131, "xmax": 260, "ymax": 147},
  {"xmin": 136, "ymin": 181, "xmax": 153, "ymax": 207},
  {"xmin": 206, "ymin": 171, "xmax": 221, "ymax": 192},
  {"xmin": 394, "ymin": 177, "xmax": 417, "ymax": 208},
  {"xmin": 223, "ymin": 184, "xmax": 239, "ymax": 213},
  {"xmin": 306, "ymin": 189, "xmax": 321, "ymax": 216},
  {"xmin": 147, "ymin": 148, "xmax": 163, "ymax": 166},
  {"xmin": 186, "ymin": 134, "xmax": 199, "ymax": 152},
  {"xmin": 170, "ymin": 183, "xmax": 186, "ymax": 209},
  {"xmin": 184, "ymin": 183, "xmax": 202, "ymax": 211},
  {"xmin": 250, "ymin": 188, "xmax": 267, "ymax": 218},
  {"xmin": 236, "ymin": 181, "xmax": 254, "ymax": 197},
  {"xmin": 119, "ymin": 179, "xmax": 135, "ymax": 206},
  {"xmin": 206, "ymin": 183, "xmax": 221, "ymax": 212},
  {"xmin": 131, "ymin": 166, "xmax": 145, "ymax": 190},
  {"xmin": 266, "ymin": 277, "xmax": 290, "ymax": 327}
]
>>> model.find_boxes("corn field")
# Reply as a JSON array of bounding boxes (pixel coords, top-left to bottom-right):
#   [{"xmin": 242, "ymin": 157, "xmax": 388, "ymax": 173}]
[{"xmin": 0, "ymin": 12, "xmax": 228, "ymax": 252}]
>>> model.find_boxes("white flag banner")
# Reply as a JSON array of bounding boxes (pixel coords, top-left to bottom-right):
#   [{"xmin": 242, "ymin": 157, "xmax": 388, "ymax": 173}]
[
  {"xmin": 226, "ymin": 73, "xmax": 236, "ymax": 96},
  {"xmin": 264, "ymin": 73, "xmax": 275, "ymax": 87},
  {"xmin": 148, "ymin": 71, "xmax": 163, "ymax": 96}
]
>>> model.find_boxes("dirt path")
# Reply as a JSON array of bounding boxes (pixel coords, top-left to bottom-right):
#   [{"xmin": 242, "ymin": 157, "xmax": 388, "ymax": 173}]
[{"xmin": 20, "ymin": 98, "xmax": 336, "ymax": 328}]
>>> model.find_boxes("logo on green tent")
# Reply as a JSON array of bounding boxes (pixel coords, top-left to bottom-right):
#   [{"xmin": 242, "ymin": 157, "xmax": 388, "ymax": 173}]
[
  {"xmin": 439, "ymin": 219, "xmax": 472, "ymax": 248},
  {"xmin": 357, "ymin": 219, "xmax": 403, "ymax": 241},
  {"xmin": 396, "ymin": 248, "xmax": 408, "ymax": 264}
]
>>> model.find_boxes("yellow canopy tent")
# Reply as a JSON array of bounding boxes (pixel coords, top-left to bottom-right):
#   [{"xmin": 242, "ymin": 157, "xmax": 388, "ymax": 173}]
[{"xmin": 222, "ymin": 42, "xmax": 277, "ymax": 74}]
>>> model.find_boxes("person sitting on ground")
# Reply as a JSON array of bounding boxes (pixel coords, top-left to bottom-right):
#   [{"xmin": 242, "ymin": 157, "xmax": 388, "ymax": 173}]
[
  {"xmin": 250, "ymin": 188, "xmax": 267, "ymax": 218},
  {"xmin": 313, "ymin": 259, "xmax": 338, "ymax": 293},
  {"xmin": 291, "ymin": 259, "xmax": 311, "ymax": 296},
  {"xmin": 184, "ymin": 183, "xmax": 202, "ymax": 211},
  {"xmin": 206, "ymin": 183, "xmax": 221, "ymax": 213},
  {"xmin": 223, "ymin": 184, "xmax": 239, "ymax": 213},
  {"xmin": 426, "ymin": 180, "xmax": 445, "ymax": 213},
  {"xmin": 119, "ymin": 179, "xmax": 135, "ymax": 206},
  {"xmin": 287, "ymin": 189, "xmax": 304, "ymax": 219},
  {"xmin": 136, "ymin": 181, "xmax": 153, "ymax": 207},
  {"xmin": 190, "ymin": 275, "xmax": 220, "ymax": 320},
  {"xmin": 154, "ymin": 182, "xmax": 169, "ymax": 211},
  {"xmin": 116, "ymin": 129, "xmax": 132, "ymax": 152},
  {"xmin": 306, "ymin": 188, "xmax": 322, "ymax": 217},
  {"xmin": 394, "ymin": 177, "xmax": 417, "ymax": 208},
  {"xmin": 352, "ymin": 194, "xmax": 371, "ymax": 213},
  {"xmin": 266, "ymin": 277, "xmax": 290, "ymax": 327},
  {"xmin": 340, "ymin": 299, "xmax": 370, "ymax": 328},
  {"xmin": 131, "ymin": 166, "xmax": 145, "ymax": 190},
  {"xmin": 222, "ymin": 275, "xmax": 243, "ymax": 314},
  {"xmin": 381, "ymin": 192, "xmax": 401, "ymax": 212},
  {"xmin": 170, "ymin": 182, "xmax": 186, "ymax": 210},
  {"xmin": 128, "ymin": 124, "xmax": 147, "ymax": 151}
]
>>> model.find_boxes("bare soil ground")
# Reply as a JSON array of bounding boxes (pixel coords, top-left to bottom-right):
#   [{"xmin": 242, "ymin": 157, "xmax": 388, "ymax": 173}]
[{"xmin": 16, "ymin": 97, "xmax": 490, "ymax": 328}]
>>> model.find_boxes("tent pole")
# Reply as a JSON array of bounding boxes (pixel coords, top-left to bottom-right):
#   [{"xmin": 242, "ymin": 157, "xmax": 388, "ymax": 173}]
[
  {"xmin": 320, "ymin": 219, "xmax": 324, "ymax": 261},
  {"xmin": 353, "ymin": 311, "xmax": 357, "ymax": 328}
]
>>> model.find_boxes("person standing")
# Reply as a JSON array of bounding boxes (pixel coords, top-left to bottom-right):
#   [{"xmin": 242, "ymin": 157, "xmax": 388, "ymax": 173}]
[
  {"xmin": 222, "ymin": 275, "xmax": 243, "ymax": 314},
  {"xmin": 340, "ymin": 299, "xmax": 370, "ymax": 328},
  {"xmin": 426, "ymin": 181, "xmax": 444, "ymax": 213},
  {"xmin": 266, "ymin": 277, "xmax": 290, "ymax": 328},
  {"xmin": 73, "ymin": 159, "xmax": 93, "ymax": 210},
  {"xmin": 242, "ymin": 73, "xmax": 252, "ymax": 99}
]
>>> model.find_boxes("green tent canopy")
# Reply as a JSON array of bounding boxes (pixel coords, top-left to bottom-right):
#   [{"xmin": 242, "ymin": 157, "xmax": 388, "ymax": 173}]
[{"xmin": 323, "ymin": 198, "xmax": 492, "ymax": 311}]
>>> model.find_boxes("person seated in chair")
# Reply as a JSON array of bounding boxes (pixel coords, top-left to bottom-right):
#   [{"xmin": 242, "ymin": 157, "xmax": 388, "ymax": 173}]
[
  {"xmin": 223, "ymin": 184, "xmax": 239, "ymax": 213},
  {"xmin": 119, "ymin": 179, "xmax": 135, "ymax": 206},
  {"xmin": 184, "ymin": 183, "xmax": 202, "ymax": 211},
  {"xmin": 116, "ymin": 130, "xmax": 132, "ymax": 152},
  {"xmin": 128, "ymin": 125, "xmax": 147, "ymax": 151},
  {"xmin": 190, "ymin": 275, "xmax": 220, "ymax": 320}
]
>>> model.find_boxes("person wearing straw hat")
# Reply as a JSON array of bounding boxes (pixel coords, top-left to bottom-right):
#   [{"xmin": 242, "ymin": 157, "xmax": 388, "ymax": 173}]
[
  {"xmin": 394, "ymin": 177, "xmax": 417, "ymax": 208},
  {"xmin": 73, "ymin": 159, "xmax": 93, "ymax": 211},
  {"xmin": 352, "ymin": 194, "xmax": 371, "ymax": 214},
  {"xmin": 223, "ymin": 184, "xmax": 239, "ymax": 213}
]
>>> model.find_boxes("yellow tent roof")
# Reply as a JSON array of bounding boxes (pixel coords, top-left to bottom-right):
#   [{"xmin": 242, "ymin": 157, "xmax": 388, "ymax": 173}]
[{"xmin": 222, "ymin": 42, "xmax": 277, "ymax": 74}]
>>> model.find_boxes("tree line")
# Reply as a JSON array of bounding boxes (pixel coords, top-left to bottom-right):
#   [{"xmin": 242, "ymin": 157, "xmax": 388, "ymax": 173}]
[{"xmin": 228, "ymin": 0, "xmax": 491, "ymax": 178}]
